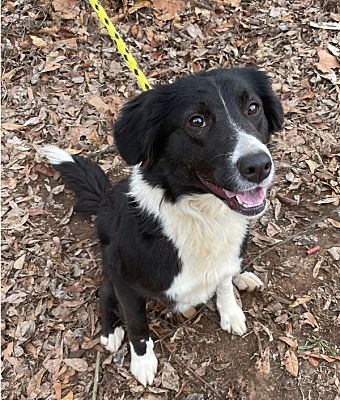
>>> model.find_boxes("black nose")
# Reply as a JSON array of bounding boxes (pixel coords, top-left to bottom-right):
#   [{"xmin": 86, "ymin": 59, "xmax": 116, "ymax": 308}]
[{"xmin": 237, "ymin": 152, "xmax": 272, "ymax": 184}]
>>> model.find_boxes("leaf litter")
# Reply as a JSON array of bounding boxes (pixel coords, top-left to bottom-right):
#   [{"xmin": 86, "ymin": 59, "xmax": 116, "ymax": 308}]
[{"xmin": 2, "ymin": 0, "xmax": 339, "ymax": 399}]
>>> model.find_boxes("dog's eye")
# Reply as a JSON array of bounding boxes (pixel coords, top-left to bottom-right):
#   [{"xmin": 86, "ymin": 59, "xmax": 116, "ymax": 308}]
[
  {"xmin": 247, "ymin": 102, "xmax": 260, "ymax": 116},
  {"xmin": 189, "ymin": 115, "xmax": 206, "ymax": 128}
]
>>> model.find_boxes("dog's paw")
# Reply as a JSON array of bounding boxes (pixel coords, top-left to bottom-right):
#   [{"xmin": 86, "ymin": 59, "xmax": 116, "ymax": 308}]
[
  {"xmin": 233, "ymin": 272, "xmax": 263, "ymax": 292},
  {"xmin": 220, "ymin": 304, "xmax": 247, "ymax": 336},
  {"xmin": 130, "ymin": 338, "xmax": 158, "ymax": 387},
  {"xmin": 101, "ymin": 326, "xmax": 125, "ymax": 353}
]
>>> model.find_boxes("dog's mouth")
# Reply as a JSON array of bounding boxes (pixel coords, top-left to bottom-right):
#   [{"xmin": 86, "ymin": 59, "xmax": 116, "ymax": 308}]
[{"xmin": 198, "ymin": 175, "xmax": 267, "ymax": 217}]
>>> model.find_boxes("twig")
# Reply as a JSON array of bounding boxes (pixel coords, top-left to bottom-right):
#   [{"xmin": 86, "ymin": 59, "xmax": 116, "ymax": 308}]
[
  {"xmin": 92, "ymin": 351, "xmax": 101, "ymax": 400},
  {"xmin": 87, "ymin": 145, "xmax": 118, "ymax": 158},
  {"xmin": 247, "ymin": 206, "xmax": 339, "ymax": 268}
]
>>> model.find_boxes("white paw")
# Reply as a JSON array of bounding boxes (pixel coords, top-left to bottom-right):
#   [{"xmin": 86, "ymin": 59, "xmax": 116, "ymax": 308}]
[
  {"xmin": 233, "ymin": 272, "xmax": 263, "ymax": 292},
  {"xmin": 130, "ymin": 338, "xmax": 158, "ymax": 387},
  {"xmin": 220, "ymin": 304, "xmax": 247, "ymax": 336},
  {"xmin": 101, "ymin": 326, "xmax": 125, "ymax": 353}
]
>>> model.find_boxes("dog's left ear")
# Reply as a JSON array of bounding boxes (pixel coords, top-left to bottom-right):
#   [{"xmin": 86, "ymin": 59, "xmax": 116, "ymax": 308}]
[
  {"xmin": 241, "ymin": 68, "xmax": 284, "ymax": 133},
  {"xmin": 113, "ymin": 87, "xmax": 168, "ymax": 165}
]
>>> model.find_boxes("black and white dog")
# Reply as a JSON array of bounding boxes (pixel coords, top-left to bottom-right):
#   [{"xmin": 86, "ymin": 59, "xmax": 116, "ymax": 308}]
[{"xmin": 43, "ymin": 67, "xmax": 283, "ymax": 386}]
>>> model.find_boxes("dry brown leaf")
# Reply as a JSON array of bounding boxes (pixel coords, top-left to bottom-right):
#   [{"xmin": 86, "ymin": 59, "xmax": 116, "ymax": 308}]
[
  {"xmin": 42, "ymin": 61, "xmax": 61, "ymax": 73},
  {"xmin": 161, "ymin": 362, "xmax": 180, "ymax": 391},
  {"xmin": 63, "ymin": 358, "xmax": 88, "ymax": 372},
  {"xmin": 88, "ymin": 96, "xmax": 110, "ymax": 113},
  {"xmin": 2, "ymin": 122, "xmax": 25, "ymax": 131},
  {"xmin": 222, "ymin": 0, "xmax": 241, "ymax": 6},
  {"xmin": 152, "ymin": 0, "xmax": 186, "ymax": 21},
  {"xmin": 30, "ymin": 36, "xmax": 48, "ymax": 48},
  {"xmin": 327, "ymin": 218, "xmax": 340, "ymax": 228},
  {"xmin": 284, "ymin": 349, "xmax": 299, "ymax": 377},
  {"xmin": 308, "ymin": 356, "xmax": 319, "ymax": 367},
  {"xmin": 255, "ymin": 347, "xmax": 271, "ymax": 375},
  {"xmin": 14, "ymin": 254, "xmax": 26, "ymax": 270},
  {"xmin": 62, "ymin": 392, "xmax": 74, "ymax": 400},
  {"xmin": 278, "ymin": 336, "xmax": 298, "ymax": 349},
  {"xmin": 128, "ymin": 0, "xmax": 152, "ymax": 14},
  {"xmin": 312, "ymin": 259, "xmax": 323, "ymax": 278},
  {"xmin": 53, "ymin": 381, "xmax": 62, "ymax": 400},
  {"xmin": 52, "ymin": 0, "xmax": 79, "ymax": 19},
  {"xmin": 66, "ymin": 148, "xmax": 83, "ymax": 155},
  {"xmin": 315, "ymin": 48, "xmax": 340, "ymax": 73},
  {"xmin": 302, "ymin": 312, "xmax": 319, "ymax": 329},
  {"xmin": 305, "ymin": 159, "xmax": 318, "ymax": 174},
  {"xmin": 289, "ymin": 296, "xmax": 311, "ymax": 308},
  {"xmin": 27, "ymin": 368, "xmax": 46, "ymax": 397}
]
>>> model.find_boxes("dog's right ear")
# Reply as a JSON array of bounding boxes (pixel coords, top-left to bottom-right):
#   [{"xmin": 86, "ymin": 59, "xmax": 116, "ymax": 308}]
[{"xmin": 113, "ymin": 88, "xmax": 167, "ymax": 165}]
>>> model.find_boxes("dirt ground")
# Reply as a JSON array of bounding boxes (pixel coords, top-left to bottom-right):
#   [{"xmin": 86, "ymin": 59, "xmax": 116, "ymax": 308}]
[{"xmin": 2, "ymin": 1, "xmax": 340, "ymax": 399}]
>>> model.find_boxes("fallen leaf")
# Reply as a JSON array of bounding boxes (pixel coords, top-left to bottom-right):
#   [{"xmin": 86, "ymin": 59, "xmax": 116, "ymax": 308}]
[
  {"xmin": 315, "ymin": 48, "xmax": 340, "ymax": 73},
  {"xmin": 161, "ymin": 362, "xmax": 180, "ymax": 391},
  {"xmin": 284, "ymin": 349, "xmax": 299, "ymax": 377},
  {"xmin": 62, "ymin": 392, "xmax": 74, "ymax": 400},
  {"xmin": 42, "ymin": 61, "xmax": 61, "ymax": 73},
  {"xmin": 312, "ymin": 259, "xmax": 323, "ymax": 278},
  {"xmin": 289, "ymin": 296, "xmax": 311, "ymax": 308},
  {"xmin": 128, "ymin": 0, "xmax": 152, "ymax": 14},
  {"xmin": 327, "ymin": 218, "xmax": 340, "ymax": 229},
  {"xmin": 2, "ymin": 123, "xmax": 25, "ymax": 131},
  {"xmin": 53, "ymin": 382, "xmax": 62, "ymax": 400},
  {"xmin": 88, "ymin": 96, "xmax": 111, "ymax": 113},
  {"xmin": 308, "ymin": 356, "xmax": 319, "ymax": 367},
  {"xmin": 52, "ymin": 0, "xmax": 79, "ymax": 19},
  {"xmin": 14, "ymin": 254, "xmax": 26, "ymax": 270},
  {"xmin": 299, "ymin": 351, "xmax": 340, "ymax": 363},
  {"xmin": 255, "ymin": 347, "xmax": 271, "ymax": 375},
  {"xmin": 63, "ymin": 358, "xmax": 88, "ymax": 372},
  {"xmin": 152, "ymin": 0, "xmax": 186, "ymax": 21},
  {"xmin": 302, "ymin": 312, "xmax": 319, "ymax": 329},
  {"xmin": 278, "ymin": 336, "xmax": 298, "ymax": 349},
  {"xmin": 305, "ymin": 159, "xmax": 318, "ymax": 174},
  {"xmin": 30, "ymin": 36, "xmax": 48, "ymax": 48},
  {"xmin": 27, "ymin": 368, "xmax": 46, "ymax": 397}
]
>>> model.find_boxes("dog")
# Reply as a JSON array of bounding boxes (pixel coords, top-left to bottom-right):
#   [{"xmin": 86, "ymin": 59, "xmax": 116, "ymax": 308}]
[{"xmin": 43, "ymin": 67, "xmax": 283, "ymax": 386}]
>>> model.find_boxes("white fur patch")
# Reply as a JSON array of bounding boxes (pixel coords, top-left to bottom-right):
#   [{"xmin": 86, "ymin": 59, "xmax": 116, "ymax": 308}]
[
  {"xmin": 129, "ymin": 168, "xmax": 248, "ymax": 312},
  {"xmin": 216, "ymin": 276, "xmax": 247, "ymax": 336},
  {"xmin": 101, "ymin": 326, "xmax": 125, "ymax": 353},
  {"xmin": 233, "ymin": 271, "xmax": 263, "ymax": 292},
  {"xmin": 218, "ymin": 89, "xmax": 274, "ymax": 189},
  {"xmin": 130, "ymin": 338, "xmax": 158, "ymax": 386},
  {"xmin": 42, "ymin": 145, "xmax": 74, "ymax": 165}
]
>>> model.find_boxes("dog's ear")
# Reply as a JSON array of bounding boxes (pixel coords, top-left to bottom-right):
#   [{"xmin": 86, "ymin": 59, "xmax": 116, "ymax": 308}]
[
  {"xmin": 113, "ymin": 88, "xmax": 168, "ymax": 165},
  {"xmin": 241, "ymin": 68, "xmax": 284, "ymax": 133}
]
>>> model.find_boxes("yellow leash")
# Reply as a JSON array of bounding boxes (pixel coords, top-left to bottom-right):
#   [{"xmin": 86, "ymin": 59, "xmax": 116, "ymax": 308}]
[{"xmin": 88, "ymin": 0, "xmax": 152, "ymax": 92}]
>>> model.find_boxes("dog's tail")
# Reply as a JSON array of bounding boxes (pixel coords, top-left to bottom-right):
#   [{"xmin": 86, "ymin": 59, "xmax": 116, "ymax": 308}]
[{"xmin": 42, "ymin": 146, "xmax": 112, "ymax": 215}]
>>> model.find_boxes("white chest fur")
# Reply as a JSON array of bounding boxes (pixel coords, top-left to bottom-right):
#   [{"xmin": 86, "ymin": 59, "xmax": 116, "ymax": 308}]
[{"xmin": 129, "ymin": 168, "xmax": 248, "ymax": 312}]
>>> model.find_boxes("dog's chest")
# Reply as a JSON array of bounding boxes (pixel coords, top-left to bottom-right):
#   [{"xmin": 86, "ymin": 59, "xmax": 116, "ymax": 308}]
[{"xmin": 161, "ymin": 195, "xmax": 248, "ymax": 312}]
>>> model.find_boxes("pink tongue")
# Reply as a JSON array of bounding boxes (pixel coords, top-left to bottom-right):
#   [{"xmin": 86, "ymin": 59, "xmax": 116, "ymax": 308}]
[{"xmin": 237, "ymin": 187, "xmax": 266, "ymax": 206}]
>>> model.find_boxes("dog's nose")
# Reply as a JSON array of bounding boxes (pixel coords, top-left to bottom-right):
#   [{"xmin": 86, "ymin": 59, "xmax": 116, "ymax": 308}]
[{"xmin": 237, "ymin": 152, "xmax": 272, "ymax": 184}]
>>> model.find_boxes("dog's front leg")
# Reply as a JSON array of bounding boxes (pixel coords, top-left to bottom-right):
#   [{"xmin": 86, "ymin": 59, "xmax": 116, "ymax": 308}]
[
  {"xmin": 216, "ymin": 275, "xmax": 247, "ymax": 336},
  {"xmin": 115, "ymin": 283, "xmax": 158, "ymax": 386}
]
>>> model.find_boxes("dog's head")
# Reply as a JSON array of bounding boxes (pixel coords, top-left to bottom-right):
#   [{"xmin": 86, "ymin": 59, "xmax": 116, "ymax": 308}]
[{"xmin": 113, "ymin": 67, "xmax": 284, "ymax": 218}]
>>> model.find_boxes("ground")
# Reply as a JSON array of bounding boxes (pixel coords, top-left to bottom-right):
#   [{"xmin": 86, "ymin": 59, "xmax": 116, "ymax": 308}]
[{"xmin": 1, "ymin": 0, "xmax": 340, "ymax": 399}]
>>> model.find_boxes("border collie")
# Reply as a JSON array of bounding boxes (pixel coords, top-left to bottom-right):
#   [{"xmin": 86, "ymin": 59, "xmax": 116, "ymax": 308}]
[{"xmin": 43, "ymin": 67, "xmax": 283, "ymax": 386}]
